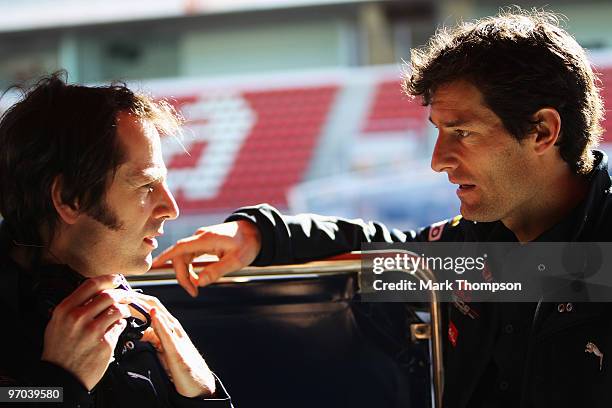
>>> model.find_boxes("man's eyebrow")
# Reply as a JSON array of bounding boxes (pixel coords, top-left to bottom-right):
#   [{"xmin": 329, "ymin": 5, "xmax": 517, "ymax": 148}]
[
  {"xmin": 126, "ymin": 167, "xmax": 167, "ymax": 185},
  {"xmin": 428, "ymin": 117, "xmax": 471, "ymax": 127}
]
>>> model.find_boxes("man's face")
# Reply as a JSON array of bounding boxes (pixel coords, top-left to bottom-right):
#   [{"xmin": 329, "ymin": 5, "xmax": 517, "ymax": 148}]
[
  {"xmin": 68, "ymin": 112, "xmax": 179, "ymax": 276},
  {"xmin": 429, "ymin": 80, "xmax": 538, "ymax": 222}
]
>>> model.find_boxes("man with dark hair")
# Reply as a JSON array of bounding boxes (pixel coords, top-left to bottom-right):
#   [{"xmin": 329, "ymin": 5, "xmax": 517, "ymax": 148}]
[
  {"xmin": 156, "ymin": 10, "xmax": 612, "ymax": 408},
  {"xmin": 0, "ymin": 73, "xmax": 232, "ymax": 407}
]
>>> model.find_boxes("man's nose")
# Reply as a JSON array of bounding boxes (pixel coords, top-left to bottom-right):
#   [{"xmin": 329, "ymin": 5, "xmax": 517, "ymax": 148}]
[
  {"xmin": 157, "ymin": 182, "xmax": 180, "ymax": 220},
  {"xmin": 430, "ymin": 133, "xmax": 458, "ymax": 173}
]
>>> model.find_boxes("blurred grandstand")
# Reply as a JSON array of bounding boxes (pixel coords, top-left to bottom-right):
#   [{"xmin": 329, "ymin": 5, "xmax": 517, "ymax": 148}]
[{"xmin": 1, "ymin": 0, "xmax": 612, "ymax": 250}]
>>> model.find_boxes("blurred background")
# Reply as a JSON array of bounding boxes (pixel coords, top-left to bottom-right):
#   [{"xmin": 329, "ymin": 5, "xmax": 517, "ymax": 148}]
[{"xmin": 1, "ymin": 0, "xmax": 611, "ymax": 252}]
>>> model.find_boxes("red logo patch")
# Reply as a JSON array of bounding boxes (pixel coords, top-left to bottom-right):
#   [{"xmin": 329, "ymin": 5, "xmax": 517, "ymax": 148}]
[
  {"xmin": 482, "ymin": 261, "xmax": 493, "ymax": 282},
  {"xmin": 448, "ymin": 321, "xmax": 459, "ymax": 347},
  {"xmin": 428, "ymin": 221, "xmax": 446, "ymax": 241}
]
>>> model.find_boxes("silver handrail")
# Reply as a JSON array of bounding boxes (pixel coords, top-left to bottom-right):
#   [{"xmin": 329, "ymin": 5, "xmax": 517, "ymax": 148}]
[{"xmin": 360, "ymin": 249, "xmax": 443, "ymax": 408}]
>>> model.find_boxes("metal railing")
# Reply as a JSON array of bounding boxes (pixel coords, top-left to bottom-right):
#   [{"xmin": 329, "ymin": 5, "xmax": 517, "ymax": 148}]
[{"xmin": 133, "ymin": 251, "xmax": 444, "ymax": 408}]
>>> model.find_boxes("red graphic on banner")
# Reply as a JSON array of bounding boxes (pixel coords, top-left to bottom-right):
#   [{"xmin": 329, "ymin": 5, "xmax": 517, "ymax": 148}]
[
  {"xmin": 168, "ymin": 141, "xmax": 208, "ymax": 169},
  {"xmin": 163, "ymin": 86, "xmax": 338, "ymax": 213},
  {"xmin": 362, "ymin": 80, "xmax": 427, "ymax": 134}
]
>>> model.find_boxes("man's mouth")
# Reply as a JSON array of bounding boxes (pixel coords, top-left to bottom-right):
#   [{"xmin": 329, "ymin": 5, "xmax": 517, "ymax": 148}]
[
  {"xmin": 143, "ymin": 237, "xmax": 158, "ymax": 249},
  {"xmin": 144, "ymin": 232, "xmax": 162, "ymax": 249},
  {"xmin": 456, "ymin": 184, "xmax": 476, "ymax": 198}
]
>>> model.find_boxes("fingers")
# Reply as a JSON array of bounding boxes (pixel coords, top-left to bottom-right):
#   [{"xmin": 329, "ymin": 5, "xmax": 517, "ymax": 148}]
[
  {"xmin": 150, "ymin": 308, "xmax": 179, "ymax": 355},
  {"xmin": 80, "ymin": 289, "xmax": 133, "ymax": 320},
  {"xmin": 153, "ymin": 220, "xmax": 257, "ymax": 293},
  {"xmin": 174, "ymin": 255, "xmax": 199, "ymax": 298},
  {"xmin": 130, "ymin": 293, "xmax": 185, "ymax": 335},
  {"xmin": 103, "ymin": 318, "xmax": 128, "ymax": 345},
  {"xmin": 130, "ymin": 292, "xmax": 170, "ymax": 315},
  {"xmin": 187, "ymin": 264, "xmax": 199, "ymax": 291},
  {"xmin": 196, "ymin": 255, "xmax": 243, "ymax": 287},
  {"xmin": 152, "ymin": 247, "xmax": 173, "ymax": 268},
  {"xmin": 195, "ymin": 227, "xmax": 207, "ymax": 234},
  {"xmin": 52, "ymin": 277, "xmax": 132, "ymax": 339},
  {"xmin": 149, "ymin": 307, "xmax": 215, "ymax": 397},
  {"xmin": 141, "ymin": 327, "xmax": 162, "ymax": 351},
  {"xmin": 88, "ymin": 303, "xmax": 131, "ymax": 336},
  {"xmin": 152, "ymin": 234, "xmax": 207, "ymax": 267},
  {"xmin": 127, "ymin": 302, "xmax": 150, "ymax": 322},
  {"xmin": 58, "ymin": 274, "xmax": 124, "ymax": 312},
  {"xmin": 141, "ymin": 324, "xmax": 172, "ymax": 380}
]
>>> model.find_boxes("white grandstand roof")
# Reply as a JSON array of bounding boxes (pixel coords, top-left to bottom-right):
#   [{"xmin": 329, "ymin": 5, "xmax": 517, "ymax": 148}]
[{"xmin": 0, "ymin": 0, "xmax": 375, "ymax": 32}]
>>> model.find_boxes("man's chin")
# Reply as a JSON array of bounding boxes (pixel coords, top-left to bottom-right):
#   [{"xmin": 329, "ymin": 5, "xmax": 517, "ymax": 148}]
[
  {"xmin": 121, "ymin": 254, "xmax": 153, "ymax": 276},
  {"xmin": 459, "ymin": 203, "xmax": 500, "ymax": 223}
]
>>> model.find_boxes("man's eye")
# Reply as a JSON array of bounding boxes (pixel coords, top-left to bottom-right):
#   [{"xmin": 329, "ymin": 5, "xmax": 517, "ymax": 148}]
[
  {"xmin": 141, "ymin": 183, "xmax": 155, "ymax": 193},
  {"xmin": 454, "ymin": 129, "xmax": 470, "ymax": 138}
]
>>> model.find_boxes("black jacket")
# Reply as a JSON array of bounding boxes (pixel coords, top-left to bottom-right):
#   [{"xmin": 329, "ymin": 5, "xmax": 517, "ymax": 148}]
[
  {"xmin": 227, "ymin": 151, "xmax": 612, "ymax": 408},
  {"xmin": 0, "ymin": 240, "xmax": 232, "ymax": 408}
]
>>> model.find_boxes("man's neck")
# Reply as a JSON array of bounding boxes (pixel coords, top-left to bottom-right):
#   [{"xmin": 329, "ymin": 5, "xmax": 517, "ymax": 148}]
[
  {"xmin": 47, "ymin": 237, "xmax": 96, "ymax": 277},
  {"xmin": 9, "ymin": 237, "xmax": 87, "ymax": 275},
  {"xmin": 502, "ymin": 169, "xmax": 590, "ymax": 242}
]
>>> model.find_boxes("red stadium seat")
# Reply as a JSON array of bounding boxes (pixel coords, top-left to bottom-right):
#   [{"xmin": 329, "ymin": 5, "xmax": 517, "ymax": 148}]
[{"xmin": 165, "ymin": 85, "xmax": 339, "ymax": 213}]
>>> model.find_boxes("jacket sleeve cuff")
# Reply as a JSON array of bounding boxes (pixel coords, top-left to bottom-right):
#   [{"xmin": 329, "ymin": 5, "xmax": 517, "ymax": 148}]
[
  {"xmin": 225, "ymin": 203, "xmax": 279, "ymax": 266},
  {"xmin": 35, "ymin": 361, "xmax": 94, "ymax": 406},
  {"xmin": 169, "ymin": 372, "xmax": 232, "ymax": 407}
]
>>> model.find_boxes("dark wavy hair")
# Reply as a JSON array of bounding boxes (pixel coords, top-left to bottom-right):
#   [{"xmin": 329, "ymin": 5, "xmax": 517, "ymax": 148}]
[
  {"xmin": 0, "ymin": 71, "xmax": 182, "ymax": 248},
  {"xmin": 404, "ymin": 9, "xmax": 604, "ymax": 174}
]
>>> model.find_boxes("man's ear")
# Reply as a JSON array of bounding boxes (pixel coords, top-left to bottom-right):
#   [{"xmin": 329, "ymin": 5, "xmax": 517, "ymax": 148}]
[
  {"xmin": 51, "ymin": 177, "xmax": 80, "ymax": 225},
  {"xmin": 529, "ymin": 108, "xmax": 561, "ymax": 155}
]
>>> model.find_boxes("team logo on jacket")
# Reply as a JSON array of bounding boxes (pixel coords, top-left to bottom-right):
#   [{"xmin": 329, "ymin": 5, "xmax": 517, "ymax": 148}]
[
  {"xmin": 482, "ymin": 261, "xmax": 493, "ymax": 282},
  {"xmin": 452, "ymin": 293, "xmax": 480, "ymax": 320},
  {"xmin": 428, "ymin": 220, "xmax": 446, "ymax": 241},
  {"xmin": 448, "ymin": 321, "xmax": 459, "ymax": 347},
  {"xmin": 585, "ymin": 342, "xmax": 604, "ymax": 371},
  {"xmin": 450, "ymin": 215, "xmax": 462, "ymax": 227}
]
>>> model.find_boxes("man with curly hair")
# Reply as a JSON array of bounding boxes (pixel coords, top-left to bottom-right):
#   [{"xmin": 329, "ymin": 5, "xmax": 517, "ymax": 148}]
[{"xmin": 158, "ymin": 10, "xmax": 612, "ymax": 408}]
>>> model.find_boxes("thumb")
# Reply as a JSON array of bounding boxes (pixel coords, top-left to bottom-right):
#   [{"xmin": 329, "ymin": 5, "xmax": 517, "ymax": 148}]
[
  {"xmin": 141, "ymin": 327, "xmax": 159, "ymax": 343},
  {"xmin": 105, "ymin": 318, "xmax": 128, "ymax": 345},
  {"xmin": 196, "ymin": 257, "xmax": 240, "ymax": 287},
  {"xmin": 141, "ymin": 327, "xmax": 162, "ymax": 351}
]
